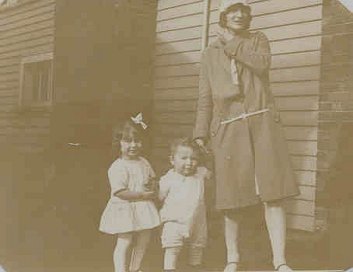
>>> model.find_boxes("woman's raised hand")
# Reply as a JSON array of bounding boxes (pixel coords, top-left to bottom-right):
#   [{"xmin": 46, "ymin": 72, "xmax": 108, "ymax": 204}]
[{"xmin": 217, "ymin": 27, "xmax": 234, "ymax": 44}]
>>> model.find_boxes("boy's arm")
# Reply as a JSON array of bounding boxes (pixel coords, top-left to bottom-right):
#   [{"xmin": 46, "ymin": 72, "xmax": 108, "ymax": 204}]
[{"xmin": 158, "ymin": 177, "xmax": 170, "ymax": 202}]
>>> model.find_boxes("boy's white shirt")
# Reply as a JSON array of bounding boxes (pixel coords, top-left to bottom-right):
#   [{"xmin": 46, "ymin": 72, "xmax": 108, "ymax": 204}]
[{"xmin": 159, "ymin": 166, "xmax": 211, "ymax": 236}]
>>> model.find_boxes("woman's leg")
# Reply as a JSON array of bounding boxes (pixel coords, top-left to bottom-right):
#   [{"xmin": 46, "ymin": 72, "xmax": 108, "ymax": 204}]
[
  {"xmin": 164, "ymin": 246, "xmax": 182, "ymax": 271},
  {"xmin": 264, "ymin": 201, "xmax": 292, "ymax": 271},
  {"xmin": 129, "ymin": 229, "xmax": 152, "ymax": 272},
  {"xmin": 224, "ymin": 213, "xmax": 240, "ymax": 272},
  {"xmin": 114, "ymin": 233, "xmax": 133, "ymax": 272}
]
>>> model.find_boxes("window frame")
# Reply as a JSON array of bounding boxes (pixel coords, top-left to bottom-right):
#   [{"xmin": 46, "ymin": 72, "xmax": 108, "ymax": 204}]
[
  {"xmin": 19, "ymin": 52, "xmax": 54, "ymax": 110},
  {"xmin": 0, "ymin": 0, "xmax": 18, "ymax": 10}
]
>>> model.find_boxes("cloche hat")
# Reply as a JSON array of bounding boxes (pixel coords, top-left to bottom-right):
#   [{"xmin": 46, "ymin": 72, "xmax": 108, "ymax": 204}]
[{"xmin": 219, "ymin": 0, "xmax": 250, "ymax": 13}]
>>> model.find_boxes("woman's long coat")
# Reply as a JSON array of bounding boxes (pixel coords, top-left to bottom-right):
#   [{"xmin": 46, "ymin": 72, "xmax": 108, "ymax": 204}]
[{"xmin": 194, "ymin": 31, "xmax": 299, "ymax": 210}]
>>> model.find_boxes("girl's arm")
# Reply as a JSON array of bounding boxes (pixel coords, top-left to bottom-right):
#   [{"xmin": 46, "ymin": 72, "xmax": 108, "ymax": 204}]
[
  {"xmin": 224, "ymin": 31, "xmax": 271, "ymax": 76},
  {"xmin": 109, "ymin": 161, "xmax": 155, "ymax": 202},
  {"xmin": 114, "ymin": 189, "xmax": 155, "ymax": 201}
]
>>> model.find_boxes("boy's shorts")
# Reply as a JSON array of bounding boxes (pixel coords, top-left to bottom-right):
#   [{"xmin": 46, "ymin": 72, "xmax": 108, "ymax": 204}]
[{"xmin": 161, "ymin": 221, "xmax": 207, "ymax": 248}]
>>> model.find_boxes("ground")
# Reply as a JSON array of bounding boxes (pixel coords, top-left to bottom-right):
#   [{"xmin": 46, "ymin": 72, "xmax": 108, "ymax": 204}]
[{"xmin": 1, "ymin": 204, "xmax": 345, "ymax": 272}]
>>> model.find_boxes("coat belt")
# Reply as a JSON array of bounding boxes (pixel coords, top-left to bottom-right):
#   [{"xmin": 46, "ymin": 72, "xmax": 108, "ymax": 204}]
[{"xmin": 220, "ymin": 109, "xmax": 269, "ymax": 125}]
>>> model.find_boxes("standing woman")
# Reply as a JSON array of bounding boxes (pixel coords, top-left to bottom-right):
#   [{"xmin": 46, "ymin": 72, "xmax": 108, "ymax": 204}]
[{"xmin": 193, "ymin": 0, "xmax": 299, "ymax": 271}]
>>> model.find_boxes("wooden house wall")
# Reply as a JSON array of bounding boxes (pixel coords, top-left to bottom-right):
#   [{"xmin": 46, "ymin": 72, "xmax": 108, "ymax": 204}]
[
  {"xmin": 316, "ymin": 0, "xmax": 353, "ymax": 231},
  {"xmin": 151, "ymin": 0, "xmax": 324, "ymax": 231},
  {"xmin": 0, "ymin": 0, "xmax": 55, "ymax": 153}
]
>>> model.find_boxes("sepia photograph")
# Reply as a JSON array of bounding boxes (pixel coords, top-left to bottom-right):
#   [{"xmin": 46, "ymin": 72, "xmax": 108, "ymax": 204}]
[{"xmin": 0, "ymin": 0, "xmax": 352, "ymax": 271}]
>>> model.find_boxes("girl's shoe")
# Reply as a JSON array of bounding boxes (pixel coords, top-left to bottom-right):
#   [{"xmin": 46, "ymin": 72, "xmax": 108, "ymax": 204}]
[
  {"xmin": 275, "ymin": 264, "xmax": 293, "ymax": 272},
  {"xmin": 223, "ymin": 262, "xmax": 238, "ymax": 272}
]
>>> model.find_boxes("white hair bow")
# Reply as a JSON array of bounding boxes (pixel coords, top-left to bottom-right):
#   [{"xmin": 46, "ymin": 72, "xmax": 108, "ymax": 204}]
[{"xmin": 131, "ymin": 112, "xmax": 148, "ymax": 130}]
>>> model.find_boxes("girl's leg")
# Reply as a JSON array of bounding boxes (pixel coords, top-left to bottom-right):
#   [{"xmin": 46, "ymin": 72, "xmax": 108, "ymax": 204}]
[
  {"xmin": 114, "ymin": 233, "xmax": 133, "ymax": 272},
  {"xmin": 129, "ymin": 229, "xmax": 152, "ymax": 272},
  {"xmin": 224, "ymin": 213, "xmax": 240, "ymax": 272},
  {"xmin": 164, "ymin": 246, "xmax": 182, "ymax": 271},
  {"xmin": 264, "ymin": 201, "xmax": 292, "ymax": 271}
]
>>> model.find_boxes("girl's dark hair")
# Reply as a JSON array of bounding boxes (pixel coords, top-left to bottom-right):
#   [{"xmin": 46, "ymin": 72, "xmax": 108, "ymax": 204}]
[
  {"xmin": 219, "ymin": 4, "xmax": 252, "ymax": 28},
  {"xmin": 120, "ymin": 119, "xmax": 145, "ymax": 141}
]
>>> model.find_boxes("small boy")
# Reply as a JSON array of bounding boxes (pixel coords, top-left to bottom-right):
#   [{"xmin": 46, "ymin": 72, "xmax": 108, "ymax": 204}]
[{"xmin": 159, "ymin": 137, "xmax": 211, "ymax": 272}]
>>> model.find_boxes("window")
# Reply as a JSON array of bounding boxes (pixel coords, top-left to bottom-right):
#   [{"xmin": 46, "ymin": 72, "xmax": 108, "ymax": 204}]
[
  {"xmin": 0, "ymin": 0, "xmax": 17, "ymax": 9},
  {"xmin": 19, "ymin": 53, "xmax": 54, "ymax": 109}
]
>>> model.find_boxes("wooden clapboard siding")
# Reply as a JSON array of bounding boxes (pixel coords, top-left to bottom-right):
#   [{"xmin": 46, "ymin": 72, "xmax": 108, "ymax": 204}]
[
  {"xmin": 316, "ymin": 0, "xmax": 353, "ymax": 237},
  {"xmin": 0, "ymin": 0, "xmax": 55, "ymax": 153},
  {"xmin": 152, "ymin": 0, "xmax": 324, "ymax": 231}
]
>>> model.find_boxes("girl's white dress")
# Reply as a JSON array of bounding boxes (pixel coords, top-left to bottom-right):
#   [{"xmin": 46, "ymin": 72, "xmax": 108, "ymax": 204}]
[{"xmin": 99, "ymin": 157, "xmax": 160, "ymax": 234}]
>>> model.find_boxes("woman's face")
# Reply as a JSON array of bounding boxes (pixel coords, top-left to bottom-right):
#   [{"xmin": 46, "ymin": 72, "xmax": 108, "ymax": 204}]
[{"xmin": 225, "ymin": 5, "xmax": 251, "ymax": 32}]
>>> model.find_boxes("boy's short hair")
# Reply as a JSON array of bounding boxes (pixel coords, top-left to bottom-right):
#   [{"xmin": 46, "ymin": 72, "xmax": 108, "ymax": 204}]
[{"xmin": 170, "ymin": 137, "xmax": 201, "ymax": 157}]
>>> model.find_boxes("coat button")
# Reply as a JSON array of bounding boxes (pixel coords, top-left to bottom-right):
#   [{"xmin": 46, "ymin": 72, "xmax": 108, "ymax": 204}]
[{"xmin": 226, "ymin": 155, "xmax": 231, "ymax": 160}]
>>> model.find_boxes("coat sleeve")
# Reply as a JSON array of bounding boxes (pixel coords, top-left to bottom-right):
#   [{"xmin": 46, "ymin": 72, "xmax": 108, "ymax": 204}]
[
  {"xmin": 193, "ymin": 51, "xmax": 213, "ymax": 140},
  {"xmin": 224, "ymin": 31, "xmax": 271, "ymax": 76}
]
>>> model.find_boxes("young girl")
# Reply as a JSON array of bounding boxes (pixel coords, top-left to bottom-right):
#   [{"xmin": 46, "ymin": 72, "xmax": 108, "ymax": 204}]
[
  {"xmin": 159, "ymin": 138, "xmax": 211, "ymax": 272},
  {"xmin": 99, "ymin": 116, "xmax": 160, "ymax": 272}
]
